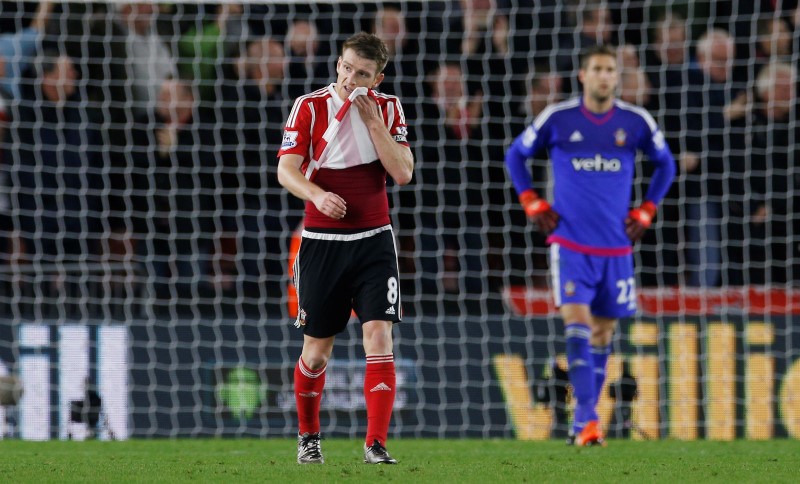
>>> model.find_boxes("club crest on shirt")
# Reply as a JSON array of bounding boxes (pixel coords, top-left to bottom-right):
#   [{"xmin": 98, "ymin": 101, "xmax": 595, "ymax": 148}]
[
  {"xmin": 614, "ymin": 128, "xmax": 627, "ymax": 147},
  {"xmin": 297, "ymin": 308, "xmax": 307, "ymax": 326},
  {"xmin": 564, "ymin": 280, "xmax": 576, "ymax": 296},
  {"xmin": 282, "ymin": 130, "xmax": 299, "ymax": 149}
]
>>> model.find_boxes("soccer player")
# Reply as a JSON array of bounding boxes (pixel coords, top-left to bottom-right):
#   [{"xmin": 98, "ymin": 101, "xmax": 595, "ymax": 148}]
[
  {"xmin": 277, "ymin": 32, "xmax": 413, "ymax": 464},
  {"xmin": 504, "ymin": 45, "xmax": 676, "ymax": 446}
]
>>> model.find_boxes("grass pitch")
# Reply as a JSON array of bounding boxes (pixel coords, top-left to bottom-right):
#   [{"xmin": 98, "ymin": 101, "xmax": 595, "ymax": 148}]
[{"xmin": 1, "ymin": 438, "xmax": 798, "ymax": 483}]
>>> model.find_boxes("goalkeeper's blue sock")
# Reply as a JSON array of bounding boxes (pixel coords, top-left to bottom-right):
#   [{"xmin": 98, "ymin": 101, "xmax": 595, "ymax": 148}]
[
  {"xmin": 591, "ymin": 344, "xmax": 611, "ymax": 402},
  {"xmin": 566, "ymin": 323, "xmax": 597, "ymax": 434}
]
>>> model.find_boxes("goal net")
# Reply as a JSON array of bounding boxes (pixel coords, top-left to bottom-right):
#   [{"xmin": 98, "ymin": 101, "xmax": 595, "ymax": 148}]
[{"xmin": 0, "ymin": 0, "xmax": 798, "ymax": 440}]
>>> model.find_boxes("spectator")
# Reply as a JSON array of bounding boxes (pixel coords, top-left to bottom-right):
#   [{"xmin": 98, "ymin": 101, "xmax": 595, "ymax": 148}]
[
  {"xmin": 523, "ymin": 65, "xmax": 564, "ymax": 120},
  {"xmin": 756, "ymin": 17, "xmax": 792, "ymax": 61},
  {"xmin": 445, "ymin": 0, "xmax": 511, "ymax": 230},
  {"xmin": 105, "ymin": 2, "xmax": 178, "ymax": 118},
  {"xmin": 81, "ymin": 2, "xmax": 179, "ymax": 276},
  {"xmin": 5, "ymin": 48, "xmax": 103, "ymax": 286},
  {"xmin": 616, "ymin": 43, "xmax": 640, "ymax": 73},
  {"xmin": 640, "ymin": 12, "xmax": 690, "ymax": 282},
  {"xmin": 217, "ymin": 36, "xmax": 301, "ymax": 302},
  {"xmin": 0, "ymin": 1, "xmax": 53, "ymax": 99},
  {"xmin": 444, "ymin": 0, "xmax": 512, "ymax": 124},
  {"xmin": 683, "ymin": 28, "xmax": 747, "ymax": 286},
  {"xmin": 749, "ymin": 62, "xmax": 798, "ymax": 284},
  {"xmin": 177, "ymin": 3, "xmax": 249, "ymax": 102},
  {"xmin": 148, "ymin": 79, "xmax": 217, "ymax": 302},
  {"xmin": 621, "ymin": 41, "xmax": 681, "ymax": 285},
  {"xmin": 557, "ymin": 0, "xmax": 616, "ymax": 94},
  {"xmin": 417, "ymin": 62, "xmax": 486, "ymax": 295},
  {"xmin": 643, "ymin": 11, "xmax": 689, "ymax": 146},
  {"xmin": 453, "ymin": 0, "xmax": 509, "ymax": 62},
  {"xmin": 373, "ymin": 5, "xmax": 407, "ymax": 59},
  {"xmin": 619, "ymin": 67, "xmax": 655, "ymax": 110},
  {"xmin": 371, "ymin": 5, "xmax": 422, "ymax": 116},
  {"xmin": 749, "ymin": 17, "xmax": 794, "ymax": 90},
  {"xmin": 284, "ymin": 20, "xmax": 329, "ymax": 101}
]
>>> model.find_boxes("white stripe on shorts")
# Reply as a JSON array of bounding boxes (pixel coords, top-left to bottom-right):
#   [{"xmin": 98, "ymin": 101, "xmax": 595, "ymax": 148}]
[
  {"xmin": 550, "ymin": 243, "xmax": 561, "ymax": 307},
  {"xmin": 302, "ymin": 224, "xmax": 392, "ymax": 242}
]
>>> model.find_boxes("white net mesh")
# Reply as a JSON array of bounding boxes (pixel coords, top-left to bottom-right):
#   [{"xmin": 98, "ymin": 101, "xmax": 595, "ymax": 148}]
[{"xmin": 0, "ymin": 0, "xmax": 798, "ymax": 440}]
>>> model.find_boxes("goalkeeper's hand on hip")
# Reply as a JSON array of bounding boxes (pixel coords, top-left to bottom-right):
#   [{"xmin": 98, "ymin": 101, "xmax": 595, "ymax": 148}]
[
  {"xmin": 626, "ymin": 201, "xmax": 657, "ymax": 242},
  {"xmin": 519, "ymin": 189, "xmax": 559, "ymax": 235}
]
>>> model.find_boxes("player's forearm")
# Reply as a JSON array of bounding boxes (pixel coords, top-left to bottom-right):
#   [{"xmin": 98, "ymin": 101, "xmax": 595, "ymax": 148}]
[
  {"xmin": 505, "ymin": 140, "xmax": 534, "ymax": 195},
  {"xmin": 369, "ymin": 124, "xmax": 413, "ymax": 185},
  {"xmin": 277, "ymin": 157, "xmax": 324, "ymax": 201},
  {"xmin": 644, "ymin": 153, "xmax": 677, "ymax": 205}
]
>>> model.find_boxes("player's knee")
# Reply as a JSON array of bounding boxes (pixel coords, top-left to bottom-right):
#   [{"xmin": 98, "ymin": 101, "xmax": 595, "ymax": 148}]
[
  {"xmin": 362, "ymin": 321, "xmax": 393, "ymax": 354},
  {"xmin": 590, "ymin": 328, "xmax": 614, "ymax": 347},
  {"xmin": 301, "ymin": 352, "xmax": 330, "ymax": 371},
  {"xmin": 301, "ymin": 342, "xmax": 333, "ymax": 370}
]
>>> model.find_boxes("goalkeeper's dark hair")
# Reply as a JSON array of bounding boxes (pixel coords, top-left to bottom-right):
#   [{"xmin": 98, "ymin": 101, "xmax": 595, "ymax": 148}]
[
  {"xmin": 342, "ymin": 32, "xmax": 389, "ymax": 74},
  {"xmin": 580, "ymin": 45, "xmax": 617, "ymax": 69}
]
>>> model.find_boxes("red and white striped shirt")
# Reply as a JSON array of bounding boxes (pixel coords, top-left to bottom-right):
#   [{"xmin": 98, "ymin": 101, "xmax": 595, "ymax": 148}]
[{"xmin": 279, "ymin": 84, "xmax": 409, "ymax": 229}]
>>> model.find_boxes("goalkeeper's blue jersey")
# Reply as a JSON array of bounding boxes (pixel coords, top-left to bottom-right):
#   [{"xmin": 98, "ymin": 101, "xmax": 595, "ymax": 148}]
[{"xmin": 505, "ymin": 97, "xmax": 676, "ymax": 255}]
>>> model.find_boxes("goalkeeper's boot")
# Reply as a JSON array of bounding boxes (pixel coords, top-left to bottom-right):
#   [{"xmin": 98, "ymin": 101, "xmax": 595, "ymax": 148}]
[
  {"xmin": 575, "ymin": 420, "xmax": 606, "ymax": 447},
  {"xmin": 364, "ymin": 439, "xmax": 398, "ymax": 464},
  {"xmin": 297, "ymin": 432, "xmax": 324, "ymax": 464}
]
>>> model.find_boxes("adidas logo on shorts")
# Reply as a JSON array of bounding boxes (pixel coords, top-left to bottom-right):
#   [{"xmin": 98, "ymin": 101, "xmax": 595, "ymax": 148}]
[{"xmin": 385, "ymin": 306, "xmax": 396, "ymax": 315}]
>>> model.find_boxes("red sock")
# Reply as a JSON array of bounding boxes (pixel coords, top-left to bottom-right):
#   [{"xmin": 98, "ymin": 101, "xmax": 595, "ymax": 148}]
[
  {"xmin": 364, "ymin": 354, "xmax": 396, "ymax": 446},
  {"xmin": 294, "ymin": 356, "xmax": 326, "ymax": 435}
]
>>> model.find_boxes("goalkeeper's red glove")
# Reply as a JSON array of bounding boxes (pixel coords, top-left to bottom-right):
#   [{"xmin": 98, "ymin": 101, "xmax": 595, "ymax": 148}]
[
  {"xmin": 626, "ymin": 201, "xmax": 657, "ymax": 242},
  {"xmin": 519, "ymin": 189, "xmax": 559, "ymax": 235}
]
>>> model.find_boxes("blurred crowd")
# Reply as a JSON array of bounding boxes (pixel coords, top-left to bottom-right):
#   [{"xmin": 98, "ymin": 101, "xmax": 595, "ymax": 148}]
[{"xmin": 0, "ymin": 0, "xmax": 798, "ymax": 314}]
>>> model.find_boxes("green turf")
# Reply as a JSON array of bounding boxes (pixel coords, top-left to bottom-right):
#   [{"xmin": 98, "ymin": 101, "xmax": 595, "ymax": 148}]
[{"xmin": 1, "ymin": 438, "xmax": 799, "ymax": 483}]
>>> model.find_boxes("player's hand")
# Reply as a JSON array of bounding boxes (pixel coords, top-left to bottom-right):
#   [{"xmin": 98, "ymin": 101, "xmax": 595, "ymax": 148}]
[
  {"xmin": 311, "ymin": 191, "xmax": 347, "ymax": 220},
  {"xmin": 626, "ymin": 201, "xmax": 657, "ymax": 242},
  {"xmin": 519, "ymin": 190, "xmax": 559, "ymax": 235},
  {"xmin": 156, "ymin": 126, "xmax": 178, "ymax": 157},
  {"xmin": 353, "ymin": 90, "xmax": 379, "ymax": 125}
]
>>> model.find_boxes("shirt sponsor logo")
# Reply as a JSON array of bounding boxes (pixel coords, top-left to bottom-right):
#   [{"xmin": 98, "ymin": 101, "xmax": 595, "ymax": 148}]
[
  {"xmin": 571, "ymin": 154, "xmax": 622, "ymax": 172},
  {"xmin": 281, "ymin": 130, "xmax": 299, "ymax": 149}
]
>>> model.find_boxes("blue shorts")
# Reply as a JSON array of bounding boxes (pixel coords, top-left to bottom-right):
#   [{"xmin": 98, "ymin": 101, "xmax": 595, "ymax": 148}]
[{"xmin": 549, "ymin": 243, "xmax": 637, "ymax": 319}]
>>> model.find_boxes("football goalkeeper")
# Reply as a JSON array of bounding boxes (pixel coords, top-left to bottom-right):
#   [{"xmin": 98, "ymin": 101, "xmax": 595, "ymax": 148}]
[{"xmin": 505, "ymin": 45, "xmax": 675, "ymax": 446}]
